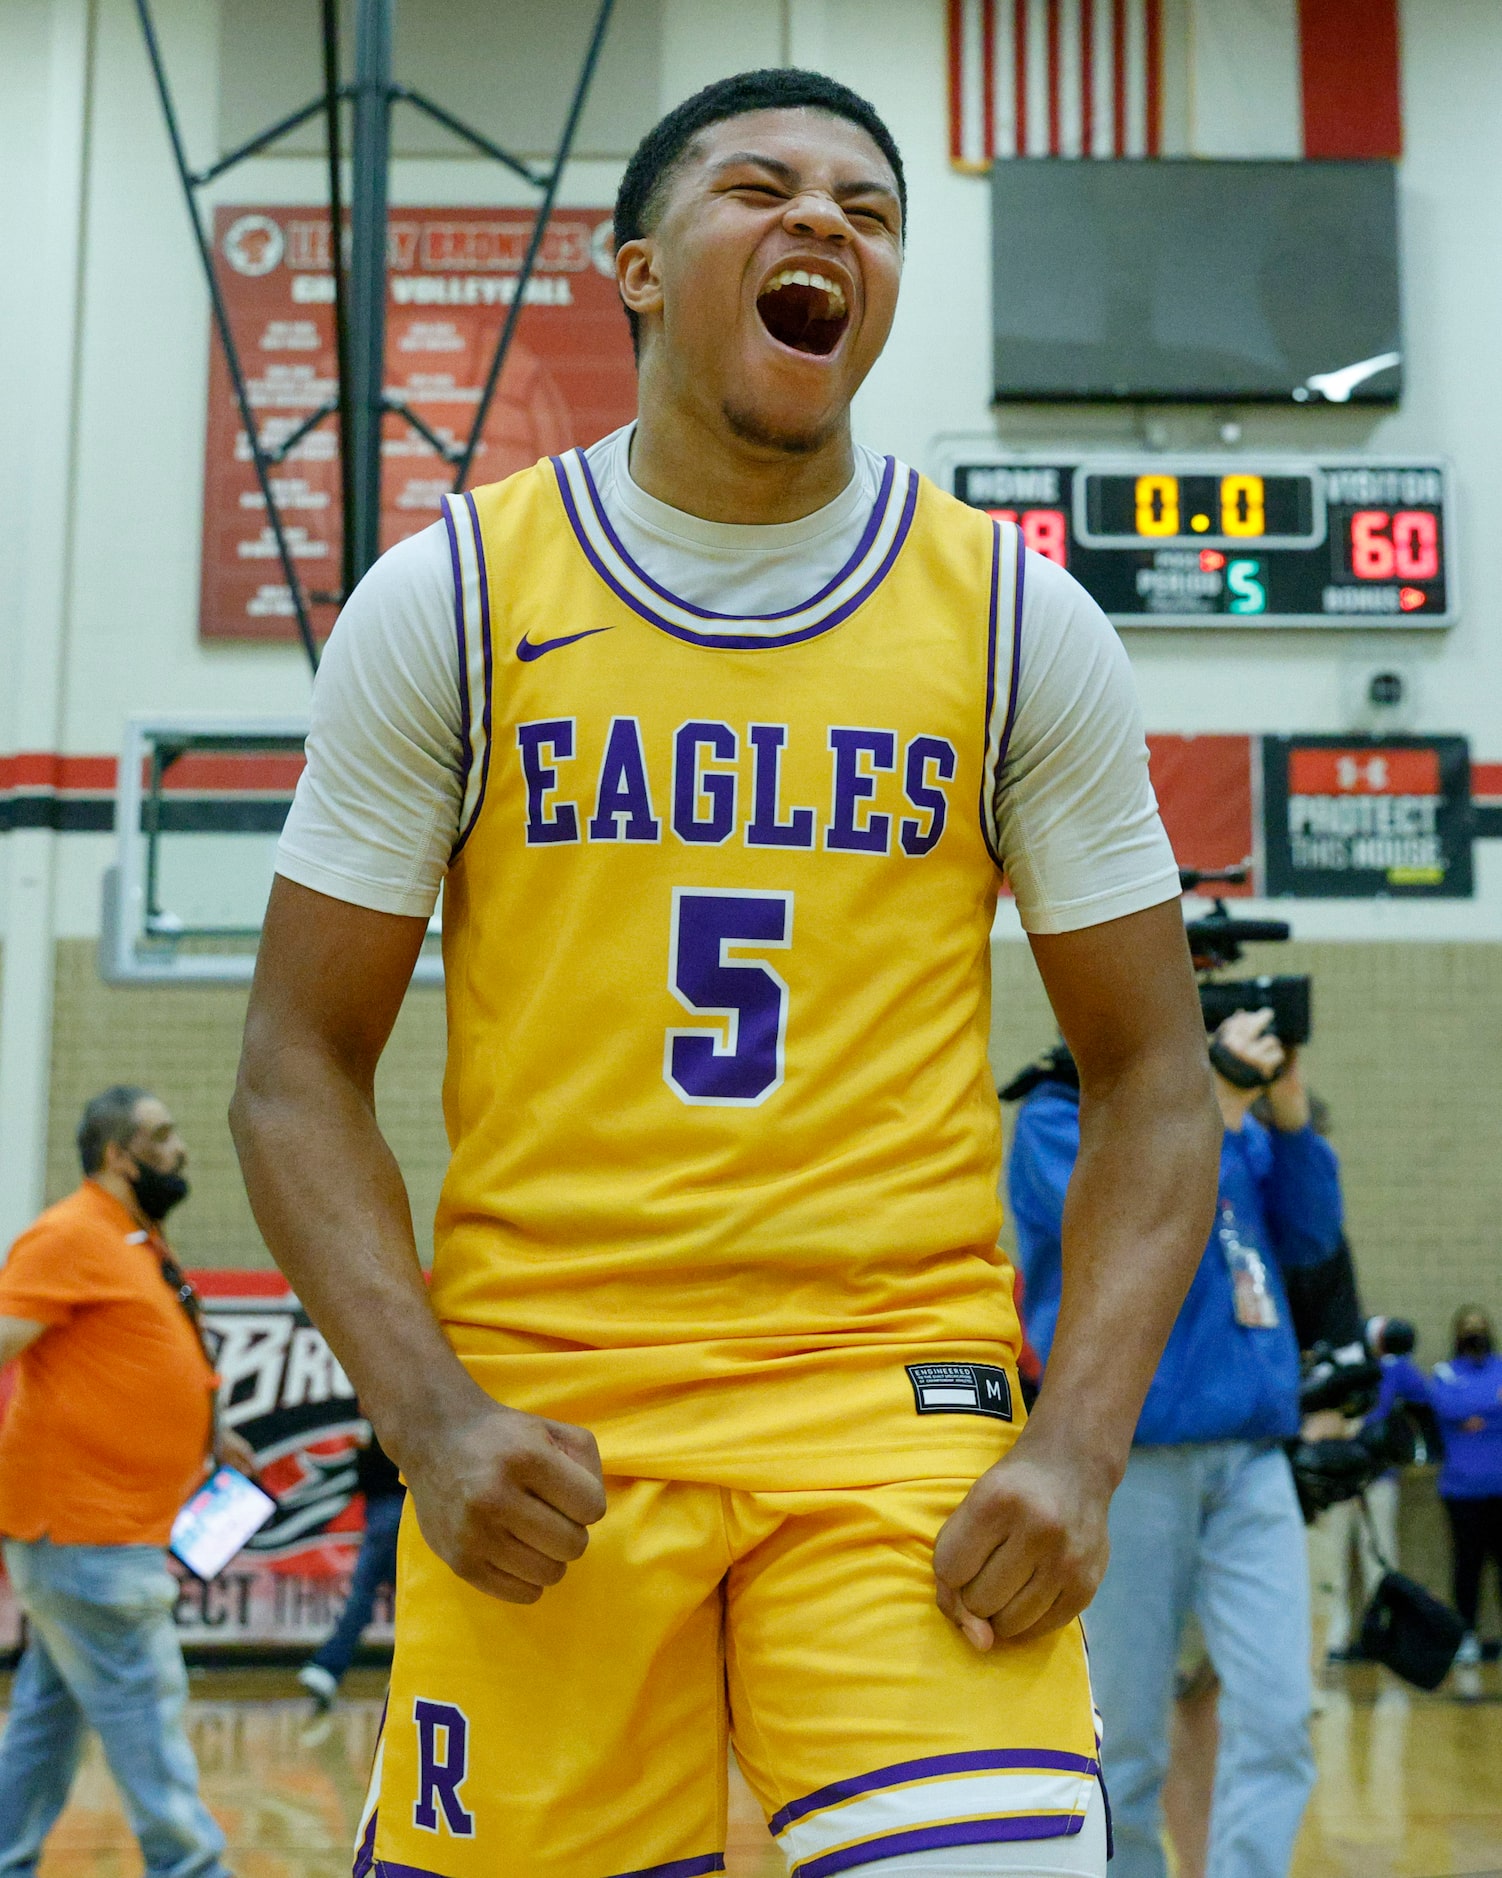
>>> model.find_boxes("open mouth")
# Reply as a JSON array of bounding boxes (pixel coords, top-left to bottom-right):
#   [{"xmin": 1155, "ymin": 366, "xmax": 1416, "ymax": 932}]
[{"xmin": 755, "ymin": 267, "xmax": 850, "ymax": 356}]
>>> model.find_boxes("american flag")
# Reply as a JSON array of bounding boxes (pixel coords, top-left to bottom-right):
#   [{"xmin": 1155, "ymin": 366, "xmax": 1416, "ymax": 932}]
[
  {"xmin": 948, "ymin": 0, "xmax": 1165, "ymax": 166},
  {"xmin": 948, "ymin": 0, "xmax": 1402, "ymax": 168}
]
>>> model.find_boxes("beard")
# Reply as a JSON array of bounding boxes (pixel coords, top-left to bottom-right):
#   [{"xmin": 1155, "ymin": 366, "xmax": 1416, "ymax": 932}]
[{"xmin": 720, "ymin": 395, "xmax": 842, "ymax": 457}]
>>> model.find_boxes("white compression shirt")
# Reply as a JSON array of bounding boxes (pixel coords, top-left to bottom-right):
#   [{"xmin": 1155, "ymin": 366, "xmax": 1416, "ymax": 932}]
[{"xmin": 277, "ymin": 425, "xmax": 1179, "ymax": 932}]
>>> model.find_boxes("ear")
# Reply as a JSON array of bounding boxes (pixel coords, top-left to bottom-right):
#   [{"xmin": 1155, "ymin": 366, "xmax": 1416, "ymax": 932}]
[
  {"xmin": 100, "ymin": 1138, "xmax": 136, "ymax": 1179},
  {"xmin": 615, "ymin": 235, "xmax": 663, "ymax": 323}
]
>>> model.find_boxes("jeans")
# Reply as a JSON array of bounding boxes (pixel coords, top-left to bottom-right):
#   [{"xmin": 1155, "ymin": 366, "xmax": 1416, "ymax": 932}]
[
  {"xmin": 0, "ymin": 1538, "xmax": 230, "ymax": 1878},
  {"xmin": 309, "ymin": 1492, "xmax": 403, "ymax": 1683},
  {"xmin": 1085, "ymin": 1443, "xmax": 1314, "ymax": 1878}
]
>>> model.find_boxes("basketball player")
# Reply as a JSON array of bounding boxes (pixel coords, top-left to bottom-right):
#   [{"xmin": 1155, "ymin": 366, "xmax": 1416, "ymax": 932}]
[{"xmin": 232, "ymin": 69, "xmax": 1221, "ymax": 1878}]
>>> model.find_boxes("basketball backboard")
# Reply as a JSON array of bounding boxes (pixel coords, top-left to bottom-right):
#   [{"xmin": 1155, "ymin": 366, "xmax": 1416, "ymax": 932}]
[{"xmin": 98, "ymin": 717, "xmax": 443, "ymax": 984}]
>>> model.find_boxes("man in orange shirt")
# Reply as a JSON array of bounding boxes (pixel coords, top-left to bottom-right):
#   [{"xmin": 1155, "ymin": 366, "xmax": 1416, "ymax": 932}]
[{"xmin": 0, "ymin": 1085, "xmax": 249, "ymax": 1878}]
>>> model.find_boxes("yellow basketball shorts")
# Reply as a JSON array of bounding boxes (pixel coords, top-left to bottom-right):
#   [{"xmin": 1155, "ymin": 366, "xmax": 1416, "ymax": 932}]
[{"xmin": 355, "ymin": 1475, "xmax": 1101, "ymax": 1878}]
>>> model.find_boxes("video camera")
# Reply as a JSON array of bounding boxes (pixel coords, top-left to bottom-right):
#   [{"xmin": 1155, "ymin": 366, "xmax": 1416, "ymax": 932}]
[
  {"xmin": 1288, "ymin": 1316, "xmax": 1441, "ymax": 1521},
  {"xmin": 1181, "ymin": 867, "xmax": 1312, "ymax": 1048},
  {"xmin": 1299, "ymin": 1317, "xmax": 1417, "ymax": 1418},
  {"xmin": 998, "ymin": 865, "xmax": 1313, "ymax": 1103}
]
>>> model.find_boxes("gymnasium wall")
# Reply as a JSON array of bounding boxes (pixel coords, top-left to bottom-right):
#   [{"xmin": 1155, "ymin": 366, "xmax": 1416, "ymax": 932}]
[{"xmin": 37, "ymin": 926, "xmax": 1501, "ymax": 1371}]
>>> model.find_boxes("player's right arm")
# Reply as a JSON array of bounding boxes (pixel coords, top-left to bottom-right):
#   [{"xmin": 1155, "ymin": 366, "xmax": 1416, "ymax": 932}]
[{"xmin": 230, "ymin": 531, "xmax": 605, "ymax": 1603}]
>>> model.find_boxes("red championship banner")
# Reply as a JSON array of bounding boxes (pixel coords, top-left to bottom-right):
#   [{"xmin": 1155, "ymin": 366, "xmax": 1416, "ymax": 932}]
[{"xmin": 200, "ymin": 205, "xmax": 638, "ymax": 643}]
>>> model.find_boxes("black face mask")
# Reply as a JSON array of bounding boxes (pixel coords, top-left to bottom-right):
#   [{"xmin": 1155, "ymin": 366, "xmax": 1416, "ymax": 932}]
[
  {"xmin": 128, "ymin": 1159, "xmax": 190, "ymax": 1222},
  {"xmin": 1456, "ymin": 1332, "xmax": 1493, "ymax": 1360}
]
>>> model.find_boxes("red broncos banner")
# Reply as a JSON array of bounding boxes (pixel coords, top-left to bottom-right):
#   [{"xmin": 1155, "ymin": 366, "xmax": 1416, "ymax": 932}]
[
  {"xmin": 0, "ymin": 1274, "xmax": 389, "ymax": 1654},
  {"xmin": 173, "ymin": 1274, "xmax": 391, "ymax": 1649}
]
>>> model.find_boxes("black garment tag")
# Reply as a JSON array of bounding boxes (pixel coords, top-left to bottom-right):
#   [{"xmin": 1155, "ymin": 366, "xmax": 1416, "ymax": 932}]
[{"xmin": 906, "ymin": 1362, "xmax": 1014, "ymax": 1422}]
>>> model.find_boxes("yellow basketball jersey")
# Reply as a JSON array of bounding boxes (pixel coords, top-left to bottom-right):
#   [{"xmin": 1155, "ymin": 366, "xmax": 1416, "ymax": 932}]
[{"xmin": 431, "ymin": 450, "xmax": 1028, "ymax": 1488}]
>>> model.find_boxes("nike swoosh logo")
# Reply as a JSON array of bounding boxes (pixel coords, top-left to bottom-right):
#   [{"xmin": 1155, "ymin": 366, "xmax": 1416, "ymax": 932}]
[{"xmin": 515, "ymin": 627, "xmax": 612, "ymax": 662}]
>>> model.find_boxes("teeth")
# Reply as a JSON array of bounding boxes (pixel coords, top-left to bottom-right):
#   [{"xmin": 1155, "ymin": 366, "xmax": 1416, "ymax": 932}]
[{"xmin": 763, "ymin": 267, "xmax": 847, "ymax": 316}]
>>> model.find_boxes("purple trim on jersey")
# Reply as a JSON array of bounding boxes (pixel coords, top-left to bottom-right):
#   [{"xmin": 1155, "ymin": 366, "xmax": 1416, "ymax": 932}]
[
  {"xmin": 351, "ymin": 1808, "xmax": 377, "ymax": 1877},
  {"xmin": 570, "ymin": 447, "xmax": 897, "ymax": 622},
  {"xmin": 995, "ymin": 536, "xmax": 1027, "ymax": 776},
  {"xmin": 607, "ymin": 1857, "xmax": 727, "ymax": 1877},
  {"xmin": 768, "ymin": 1747, "xmax": 1100, "ymax": 1836},
  {"xmin": 441, "ymin": 500, "xmax": 474, "ymax": 821},
  {"xmin": 365, "ymin": 1861, "xmax": 450, "ymax": 1877},
  {"xmin": 977, "ymin": 520, "xmax": 1005, "ymax": 870},
  {"xmin": 550, "ymin": 455, "xmax": 919, "ymax": 652},
  {"xmin": 451, "ymin": 490, "xmax": 495, "ymax": 858},
  {"xmin": 791, "ymin": 1813, "xmax": 1084, "ymax": 1878}
]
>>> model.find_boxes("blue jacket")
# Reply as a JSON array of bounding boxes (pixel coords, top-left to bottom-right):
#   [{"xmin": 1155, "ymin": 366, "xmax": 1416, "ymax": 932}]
[
  {"xmin": 1008, "ymin": 1082, "xmax": 1344, "ymax": 1446},
  {"xmin": 1380, "ymin": 1351, "xmax": 1502, "ymax": 1500}
]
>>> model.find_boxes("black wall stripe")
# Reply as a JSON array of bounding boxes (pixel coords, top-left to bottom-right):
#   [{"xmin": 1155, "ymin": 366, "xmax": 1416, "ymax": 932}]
[
  {"xmin": 0, "ymin": 798, "xmax": 293, "ymax": 835},
  {"xmin": 5, "ymin": 796, "xmax": 1502, "ymax": 839}
]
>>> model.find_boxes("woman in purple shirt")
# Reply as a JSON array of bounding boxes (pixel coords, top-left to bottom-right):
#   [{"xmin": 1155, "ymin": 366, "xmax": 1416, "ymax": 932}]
[{"xmin": 1390, "ymin": 1305, "xmax": 1502, "ymax": 1664}]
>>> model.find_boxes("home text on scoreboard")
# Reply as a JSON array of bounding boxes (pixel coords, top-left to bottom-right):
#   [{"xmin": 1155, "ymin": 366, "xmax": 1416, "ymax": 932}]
[{"xmin": 942, "ymin": 455, "xmax": 1455, "ymax": 628}]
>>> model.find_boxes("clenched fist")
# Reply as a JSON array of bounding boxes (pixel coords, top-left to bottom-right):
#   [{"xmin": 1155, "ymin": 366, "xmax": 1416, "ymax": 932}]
[
  {"xmin": 933, "ymin": 1436, "xmax": 1113, "ymax": 1650},
  {"xmin": 402, "ymin": 1403, "xmax": 607, "ymax": 1604}
]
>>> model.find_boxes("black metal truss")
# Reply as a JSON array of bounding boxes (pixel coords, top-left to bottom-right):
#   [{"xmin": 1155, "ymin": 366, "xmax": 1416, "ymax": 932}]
[{"xmin": 133, "ymin": 0, "xmax": 616, "ymax": 677}]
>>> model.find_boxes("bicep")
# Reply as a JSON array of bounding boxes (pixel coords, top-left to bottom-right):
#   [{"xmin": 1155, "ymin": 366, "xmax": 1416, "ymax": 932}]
[
  {"xmin": 242, "ymin": 877, "xmax": 429, "ymax": 1091},
  {"xmin": 1027, "ymin": 899, "xmax": 1205, "ymax": 1090}
]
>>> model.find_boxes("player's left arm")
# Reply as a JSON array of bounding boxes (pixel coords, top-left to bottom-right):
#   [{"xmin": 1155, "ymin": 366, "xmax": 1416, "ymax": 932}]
[
  {"xmin": 934, "ymin": 901, "xmax": 1219, "ymax": 1647},
  {"xmin": 934, "ymin": 553, "xmax": 1222, "ymax": 1648}
]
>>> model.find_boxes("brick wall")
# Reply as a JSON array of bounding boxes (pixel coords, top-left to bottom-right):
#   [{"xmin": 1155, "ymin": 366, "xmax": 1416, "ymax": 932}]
[{"xmin": 45, "ymin": 941, "xmax": 448, "ymax": 1269}]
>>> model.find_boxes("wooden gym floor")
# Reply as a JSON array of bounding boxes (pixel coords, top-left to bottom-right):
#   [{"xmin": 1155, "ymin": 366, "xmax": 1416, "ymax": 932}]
[{"xmin": 9, "ymin": 1659, "xmax": 1501, "ymax": 1877}]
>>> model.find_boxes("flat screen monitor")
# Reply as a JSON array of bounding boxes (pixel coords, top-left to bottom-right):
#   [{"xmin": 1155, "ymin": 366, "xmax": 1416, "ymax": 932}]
[{"xmin": 991, "ymin": 159, "xmax": 1401, "ymax": 404}]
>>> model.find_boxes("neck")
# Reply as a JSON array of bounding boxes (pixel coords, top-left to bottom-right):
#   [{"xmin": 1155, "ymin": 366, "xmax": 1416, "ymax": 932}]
[
  {"xmin": 628, "ymin": 367, "xmax": 856, "ymax": 525},
  {"xmin": 92, "ymin": 1169, "xmax": 153, "ymax": 1233}
]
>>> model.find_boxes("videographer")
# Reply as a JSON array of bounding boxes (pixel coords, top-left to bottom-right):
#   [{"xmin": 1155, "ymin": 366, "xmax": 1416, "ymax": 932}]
[{"xmin": 1008, "ymin": 1007, "xmax": 1342, "ymax": 1878}]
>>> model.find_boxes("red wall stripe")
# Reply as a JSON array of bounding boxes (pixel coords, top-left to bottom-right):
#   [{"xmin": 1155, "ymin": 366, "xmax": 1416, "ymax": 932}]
[
  {"xmin": 1110, "ymin": 0, "xmax": 1127, "ymax": 155},
  {"xmin": 0, "ymin": 754, "xmax": 116, "ymax": 791},
  {"xmin": 0, "ymin": 752, "xmax": 305, "ymax": 795},
  {"xmin": 1147, "ymin": 735, "xmax": 1255, "ymax": 890},
  {"xmin": 947, "ymin": 0, "xmax": 965, "ymax": 163},
  {"xmin": 1298, "ymin": 0, "xmax": 1402, "ymax": 159},
  {"xmin": 1144, "ymin": 0, "xmax": 1162, "ymax": 156},
  {"xmin": 982, "ymin": 0, "xmax": 998, "ymax": 161},
  {"xmin": 1012, "ymin": 0, "xmax": 1028, "ymax": 158},
  {"xmin": 1046, "ymin": 0, "xmax": 1063, "ymax": 155},
  {"xmin": 1079, "ymin": 0, "xmax": 1095, "ymax": 155}
]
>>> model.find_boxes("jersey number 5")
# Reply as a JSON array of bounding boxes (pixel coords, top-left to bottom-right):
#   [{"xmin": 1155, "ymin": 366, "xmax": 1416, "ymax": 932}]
[{"xmin": 665, "ymin": 889, "xmax": 792, "ymax": 1107}]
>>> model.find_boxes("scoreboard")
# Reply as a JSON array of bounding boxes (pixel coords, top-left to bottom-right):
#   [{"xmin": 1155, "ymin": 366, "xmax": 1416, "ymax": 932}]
[{"xmin": 942, "ymin": 454, "xmax": 1455, "ymax": 628}]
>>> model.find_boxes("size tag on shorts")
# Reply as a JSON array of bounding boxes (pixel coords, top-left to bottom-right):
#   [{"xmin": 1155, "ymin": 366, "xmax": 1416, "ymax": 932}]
[{"xmin": 906, "ymin": 1362, "xmax": 1014, "ymax": 1421}]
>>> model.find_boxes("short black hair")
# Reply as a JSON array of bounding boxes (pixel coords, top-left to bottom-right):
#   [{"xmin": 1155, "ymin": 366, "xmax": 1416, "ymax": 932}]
[
  {"xmin": 77, "ymin": 1084, "xmax": 150, "ymax": 1176},
  {"xmin": 613, "ymin": 68, "xmax": 906, "ymax": 353}
]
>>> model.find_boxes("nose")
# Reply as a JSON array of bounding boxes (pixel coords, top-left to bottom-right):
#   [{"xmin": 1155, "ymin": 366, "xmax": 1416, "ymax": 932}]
[{"xmin": 782, "ymin": 190, "xmax": 852, "ymax": 244}]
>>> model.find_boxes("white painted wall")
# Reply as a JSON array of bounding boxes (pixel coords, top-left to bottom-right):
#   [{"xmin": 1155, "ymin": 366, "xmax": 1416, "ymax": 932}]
[{"xmin": 1, "ymin": 0, "xmax": 1500, "ymax": 1002}]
